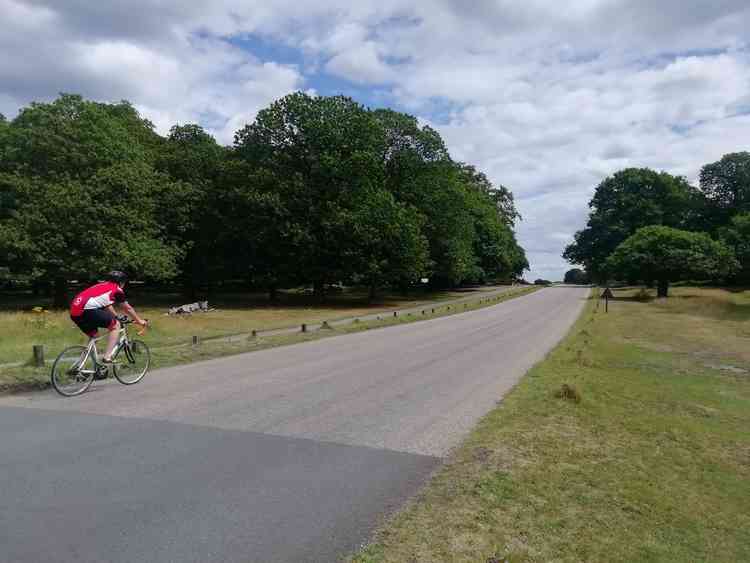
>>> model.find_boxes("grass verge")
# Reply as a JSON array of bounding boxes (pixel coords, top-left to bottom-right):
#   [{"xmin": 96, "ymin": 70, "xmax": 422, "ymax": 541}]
[
  {"xmin": 0, "ymin": 286, "xmax": 538, "ymax": 394},
  {"xmin": 351, "ymin": 287, "xmax": 750, "ymax": 562}
]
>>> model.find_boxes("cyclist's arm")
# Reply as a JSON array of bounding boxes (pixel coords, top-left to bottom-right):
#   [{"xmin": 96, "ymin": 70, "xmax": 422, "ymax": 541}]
[{"xmin": 118, "ymin": 302, "xmax": 147, "ymax": 325}]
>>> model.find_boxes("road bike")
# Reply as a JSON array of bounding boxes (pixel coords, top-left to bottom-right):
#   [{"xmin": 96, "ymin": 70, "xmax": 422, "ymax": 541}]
[{"xmin": 50, "ymin": 316, "xmax": 150, "ymax": 397}]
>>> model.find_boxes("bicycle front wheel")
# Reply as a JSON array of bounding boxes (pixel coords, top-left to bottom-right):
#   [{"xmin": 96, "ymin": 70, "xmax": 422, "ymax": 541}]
[
  {"xmin": 113, "ymin": 339, "xmax": 150, "ymax": 385},
  {"xmin": 51, "ymin": 345, "xmax": 95, "ymax": 397}
]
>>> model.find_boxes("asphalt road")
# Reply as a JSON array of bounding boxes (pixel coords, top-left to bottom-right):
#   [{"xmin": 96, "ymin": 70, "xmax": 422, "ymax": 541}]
[{"xmin": 0, "ymin": 287, "xmax": 588, "ymax": 562}]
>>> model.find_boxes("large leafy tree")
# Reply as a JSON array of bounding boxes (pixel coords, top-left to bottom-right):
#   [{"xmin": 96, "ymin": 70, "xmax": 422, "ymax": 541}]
[
  {"xmin": 0, "ymin": 94, "xmax": 180, "ymax": 306},
  {"xmin": 408, "ymin": 161, "xmax": 478, "ymax": 286},
  {"xmin": 218, "ymin": 158, "xmax": 306, "ymax": 301},
  {"xmin": 347, "ymin": 188, "xmax": 429, "ymax": 300},
  {"xmin": 564, "ymin": 168, "xmax": 700, "ymax": 281},
  {"xmin": 233, "ymin": 93, "xmax": 429, "ymax": 298},
  {"xmin": 459, "ymin": 164, "xmax": 527, "ymax": 282},
  {"xmin": 719, "ymin": 213, "xmax": 750, "ymax": 284},
  {"xmin": 699, "ymin": 152, "xmax": 750, "ymax": 229},
  {"xmin": 606, "ymin": 226, "xmax": 737, "ymax": 297},
  {"xmin": 563, "ymin": 268, "xmax": 589, "ymax": 284},
  {"xmin": 156, "ymin": 124, "xmax": 226, "ymax": 298}
]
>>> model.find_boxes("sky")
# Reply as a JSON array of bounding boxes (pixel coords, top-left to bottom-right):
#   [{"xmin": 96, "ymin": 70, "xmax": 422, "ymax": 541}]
[{"xmin": 2, "ymin": 1, "xmax": 749, "ymax": 281}]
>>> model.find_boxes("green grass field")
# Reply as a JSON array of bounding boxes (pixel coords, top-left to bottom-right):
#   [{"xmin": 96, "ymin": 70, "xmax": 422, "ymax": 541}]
[
  {"xmin": 352, "ymin": 287, "xmax": 750, "ymax": 562},
  {"xmin": 0, "ymin": 285, "xmax": 534, "ymax": 393}
]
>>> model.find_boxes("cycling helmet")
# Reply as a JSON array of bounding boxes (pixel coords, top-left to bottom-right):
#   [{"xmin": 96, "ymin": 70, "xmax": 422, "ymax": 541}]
[{"xmin": 107, "ymin": 270, "xmax": 128, "ymax": 286}]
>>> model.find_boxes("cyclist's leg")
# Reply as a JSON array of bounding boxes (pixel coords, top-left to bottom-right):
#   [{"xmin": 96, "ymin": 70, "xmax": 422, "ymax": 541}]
[
  {"xmin": 102, "ymin": 320, "xmax": 120, "ymax": 361},
  {"xmin": 82, "ymin": 309, "xmax": 119, "ymax": 361},
  {"xmin": 70, "ymin": 313, "xmax": 98, "ymax": 364}
]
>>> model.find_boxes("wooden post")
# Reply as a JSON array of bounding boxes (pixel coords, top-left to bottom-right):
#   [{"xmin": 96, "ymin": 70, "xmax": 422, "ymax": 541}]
[
  {"xmin": 601, "ymin": 287, "xmax": 613, "ymax": 314},
  {"xmin": 33, "ymin": 345, "xmax": 44, "ymax": 367},
  {"xmin": 393, "ymin": 311, "xmax": 398, "ymax": 318},
  {"xmin": 301, "ymin": 323, "xmax": 307, "ymax": 333},
  {"xmin": 192, "ymin": 335, "xmax": 199, "ymax": 346}
]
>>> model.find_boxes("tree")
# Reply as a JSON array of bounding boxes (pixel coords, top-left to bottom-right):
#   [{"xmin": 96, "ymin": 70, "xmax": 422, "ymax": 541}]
[
  {"xmin": 699, "ymin": 152, "xmax": 750, "ymax": 229},
  {"xmin": 564, "ymin": 168, "xmax": 700, "ymax": 281},
  {"xmin": 605, "ymin": 226, "xmax": 737, "ymax": 297},
  {"xmin": 564, "ymin": 268, "xmax": 590, "ymax": 284},
  {"xmin": 719, "ymin": 213, "xmax": 750, "ymax": 284},
  {"xmin": 234, "ymin": 93, "xmax": 427, "ymax": 298},
  {"xmin": 372, "ymin": 108, "xmax": 450, "ymax": 202},
  {"xmin": 347, "ymin": 188, "xmax": 429, "ymax": 300},
  {"xmin": 156, "ymin": 124, "xmax": 226, "ymax": 298},
  {"xmin": 0, "ymin": 95, "xmax": 180, "ymax": 307},
  {"xmin": 460, "ymin": 164, "xmax": 527, "ymax": 282}
]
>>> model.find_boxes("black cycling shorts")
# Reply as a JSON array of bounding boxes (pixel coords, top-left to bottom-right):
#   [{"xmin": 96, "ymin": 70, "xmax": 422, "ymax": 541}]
[{"xmin": 71, "ymin": 308, "xmax": 117, "ymax": 337}]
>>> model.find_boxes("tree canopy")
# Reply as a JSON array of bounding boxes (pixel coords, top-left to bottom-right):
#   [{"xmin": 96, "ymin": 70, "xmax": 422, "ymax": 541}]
[
  {"xmin": 605, "ymin": 226, "xmax": 737, "ymax": 297},
  {"xmin": 563, "ymin": 268, "xmax": 589, "ymax": 285},
  {"xmin": 0, "ymin": 94, "xmax": 180, "ymax": 305},
  {"xmin": 0, "ymin": 92, "xmax": 528, "ymax": 305},
  {"xmin": 719, "ymin": 212, "xmax": 750, "ymax": 284},
  {"xmin": 562, "ymin": 160, "xmax": 750, "ymax": 292},
  {"xmin": 699, "ymin": 152, "xmax": 750, "ymax": 230},
  {"xmin": 563, "ymin": 168, "xmax": 699, "ymax": 281}
]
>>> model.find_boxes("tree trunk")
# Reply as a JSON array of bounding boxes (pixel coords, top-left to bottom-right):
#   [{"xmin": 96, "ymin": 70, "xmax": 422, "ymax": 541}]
[
  {"xmin": 53, "ymin": 276, "xmax": 68, "ymax": 309},
  {"xmin": 313, "ymin": 280, "xmax": 325, "ymax": 303},
  {"xmin": 269, "ymin": 285, "xmax": 278, "ymax": 304},
  {"xmin": 657, "ymin": 279, "xmax": 669, "ymax": 298},
  {"xmin": 368, "ymin": 282, "xmax": 377, "ymax": 304},
  {"xmin": 182, "ymin": 275, "xmax": 197, "ymax": 301}
]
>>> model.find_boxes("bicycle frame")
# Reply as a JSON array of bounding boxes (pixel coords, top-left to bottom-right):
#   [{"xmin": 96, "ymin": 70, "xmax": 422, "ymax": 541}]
[{"xmin": 75, "ymin": 325, "xmax": 131, "ymax": 375}]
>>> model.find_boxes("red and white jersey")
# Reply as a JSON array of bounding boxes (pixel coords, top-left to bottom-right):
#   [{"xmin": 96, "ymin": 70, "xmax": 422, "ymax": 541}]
[{"xmin": 70, "ymin": 282, "xmax": 126, "ymax": 316}]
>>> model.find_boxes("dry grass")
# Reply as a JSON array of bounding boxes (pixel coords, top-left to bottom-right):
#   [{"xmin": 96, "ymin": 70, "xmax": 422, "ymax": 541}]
[{"xmin": 351, "ymin": 287, "xmax": 750, "ymax": 563}]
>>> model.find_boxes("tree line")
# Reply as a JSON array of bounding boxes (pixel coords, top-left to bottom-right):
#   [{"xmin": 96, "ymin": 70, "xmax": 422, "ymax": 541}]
[
  {"xmin": 0, "ymin": 93, "xmax": 528, "ymax": 307},
  {"xmin": 564, "ymin": 158, "xmax": 750, "ymax": 296}
]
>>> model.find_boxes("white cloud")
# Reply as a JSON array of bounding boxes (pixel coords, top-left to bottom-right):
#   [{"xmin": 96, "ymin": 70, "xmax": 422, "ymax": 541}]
[
  {"xmin": 0, "ymin": 2, "xmax": 304, "ymax": 143},
  {"xmin": 326, "ymin": 42, "xmax": 394, "ymax": 84},
  {"xmin": 3, "ymin": 0, "xmax": 750, "ymax": 279}
]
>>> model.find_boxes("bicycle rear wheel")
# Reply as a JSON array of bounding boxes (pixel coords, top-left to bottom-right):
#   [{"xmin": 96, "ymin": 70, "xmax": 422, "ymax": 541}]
[
  {"xmin": 51, "ymin": 346, "xmax": 95, "ymax": 397},
  {"xmin": 113, "ymin": 339, "xmax": 150, "ymax": 385}
]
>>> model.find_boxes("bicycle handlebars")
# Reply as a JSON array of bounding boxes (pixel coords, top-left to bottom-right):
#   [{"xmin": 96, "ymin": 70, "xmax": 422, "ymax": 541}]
[{"xmin": 117, "ymin": 316, "xmax": 149, "ymax": 335}]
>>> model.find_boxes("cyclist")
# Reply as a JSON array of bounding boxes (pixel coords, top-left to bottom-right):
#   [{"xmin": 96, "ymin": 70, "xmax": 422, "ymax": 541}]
[{"xmin": 69, "ymin": 271, "xmax": 148, "ymax": 370}]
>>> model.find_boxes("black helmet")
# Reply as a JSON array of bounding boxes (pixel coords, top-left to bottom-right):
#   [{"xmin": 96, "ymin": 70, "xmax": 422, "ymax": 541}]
[{"xmin": 107, "ymin": 270, "xmax": 128, "ymax": 285}]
